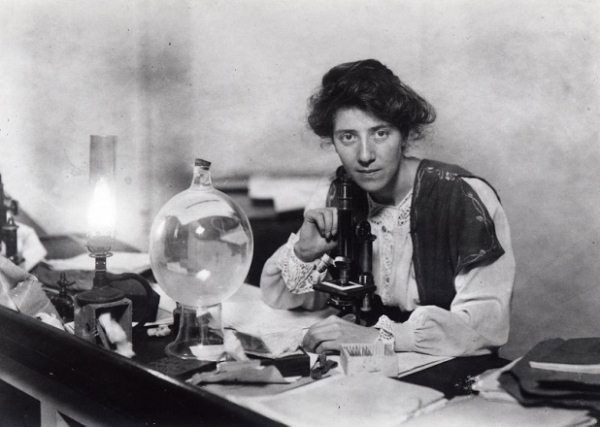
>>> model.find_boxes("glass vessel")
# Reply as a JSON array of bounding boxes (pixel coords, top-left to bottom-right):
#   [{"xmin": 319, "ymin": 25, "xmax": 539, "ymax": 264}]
[{"xmin": 149, "ymin": 158, "xmax": 253, "ymax": 360}]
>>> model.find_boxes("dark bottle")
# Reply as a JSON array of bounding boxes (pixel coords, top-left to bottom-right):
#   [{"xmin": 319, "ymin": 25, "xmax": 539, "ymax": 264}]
[{"xmin": 51, "ymin": 273, "xmax": 75, "ymax": 322}]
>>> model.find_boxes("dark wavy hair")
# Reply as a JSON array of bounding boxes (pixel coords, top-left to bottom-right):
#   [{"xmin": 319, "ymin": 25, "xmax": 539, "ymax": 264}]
[{"xmin": 308, "ymin": 59, "xmax": 436, "ymax": 142}]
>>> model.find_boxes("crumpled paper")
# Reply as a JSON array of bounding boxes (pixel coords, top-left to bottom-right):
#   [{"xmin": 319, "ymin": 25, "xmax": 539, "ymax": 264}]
[{"xmin": 0, "ymin": 255, "xmax": 64, "ymax": 330}]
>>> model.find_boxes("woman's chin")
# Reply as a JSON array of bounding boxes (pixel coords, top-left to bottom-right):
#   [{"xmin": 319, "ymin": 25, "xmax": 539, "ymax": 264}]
[{"xmin": 354, "ymin": 179, "xmax": 385, "ymax": 194}]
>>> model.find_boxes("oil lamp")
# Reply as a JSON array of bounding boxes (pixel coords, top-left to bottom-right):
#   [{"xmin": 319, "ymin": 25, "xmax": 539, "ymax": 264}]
[
  {"xmin": 74, "ymin": 136, "xmax": 158, "ymax": 352},
  {"xmin": 74, "ymin": 135, "xmax": 133, "ymax": 350},
  {"xmin": 86, "ymin": 135, "xmax": 117, "ymax": 287}
]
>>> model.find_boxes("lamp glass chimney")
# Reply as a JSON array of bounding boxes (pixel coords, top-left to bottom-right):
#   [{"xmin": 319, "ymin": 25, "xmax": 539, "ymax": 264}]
[{"xmin": 87, "ymin": 135, "xmax": 117, "ymax": 254}]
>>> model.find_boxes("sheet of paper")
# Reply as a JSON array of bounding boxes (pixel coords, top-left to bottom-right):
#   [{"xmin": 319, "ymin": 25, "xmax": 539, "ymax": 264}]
[
  {"xmin": 151, "ymin": 282, "xmax": 334, "ymax": 332},
  {"xmin": 45, "ymin": 251, "xmax": 151, "ymax": 274},
  {"xmin": 238, "ymin": 373, "xmax": 445, "ymax": 427},
  {"xmin": 222, "ymin": 284, "xmax": 336, "ymax": 334},
  {"xmin": 471, "ymin": 358, "xmax": 520, "ymax": 402},
  {"xmin": 403, "ymin": 395, "xmax": 593, "ymax": 427},
  {"xmin": 152, "ymin": 284, "xmax": 454, "ymax": 374}
]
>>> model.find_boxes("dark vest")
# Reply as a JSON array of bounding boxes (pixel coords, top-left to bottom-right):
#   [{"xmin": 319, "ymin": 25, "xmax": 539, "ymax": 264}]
[
  {"xmin": 410, "ymin": 159, "xmax": 505, "ymax": 310},
  {"xmin": 331, "ymin": 159, "xmax": 505, "ymax": 320}
]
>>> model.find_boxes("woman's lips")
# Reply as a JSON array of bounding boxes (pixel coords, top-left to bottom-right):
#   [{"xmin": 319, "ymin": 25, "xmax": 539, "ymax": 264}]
[{"xmin": 357, "ymin": 168, "xmax": 381, "ymax": 176}]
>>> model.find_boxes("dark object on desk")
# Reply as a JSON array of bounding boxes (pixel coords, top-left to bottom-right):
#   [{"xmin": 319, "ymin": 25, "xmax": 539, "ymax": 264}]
[
  {"xmin": 49, "ymin": 272, "xmax": 75, "ymax": 322},
  {"xmin": 499, "ymin": 338, "xmax": 600, "ymax": 414},
  {"xmin": 310, "ymin": 353, "xmax": 338, "ymax": 380},
  {"xmin": 147, "ymin": 356, "xmax": 216, "ymax": 379},
  {"xmin": 74, "ymin": 286, "xmax": 133, "ymax": 349},
  {"xmin": 105, "ymin": 271, "xmax": 159, "ymax": 326},
  {"xmin": 313, "ymin": 168, "xmax": 375, "ymax": 324},
  {"xmin": 252, "ymin": 350, "xmax": 311, "ymax": 378},
  {"xmin": 530, "ymin": 337, "xmax": 600, "ymax": 372},
  {"xmin": 402, "ymin": 354, "xmax": 510, "ymax": 398},
  {"xmin": 34, "ymin": 233, "xmax": 160, "ymax": 326},
  {"xmin": 38, "ymin": 266, "xmax": 160, "ymax": 326}
]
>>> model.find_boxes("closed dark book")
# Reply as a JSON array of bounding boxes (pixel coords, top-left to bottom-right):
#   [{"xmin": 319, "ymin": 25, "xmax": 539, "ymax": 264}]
[{"xmin": 530, "ymin": 338, "xmax": 600, "ymax": 374}]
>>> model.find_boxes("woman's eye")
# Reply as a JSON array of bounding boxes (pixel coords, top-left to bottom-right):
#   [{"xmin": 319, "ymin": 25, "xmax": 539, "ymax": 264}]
[
  {"xmin": 375, "ymin": 129, "xmax": 389, "ymax": 139},
  {"xmin": 339, "ymin": 133, "xmax": 356, "ymax": 143}
]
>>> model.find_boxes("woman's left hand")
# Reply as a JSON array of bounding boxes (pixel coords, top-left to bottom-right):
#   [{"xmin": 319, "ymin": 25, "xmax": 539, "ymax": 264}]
[{"xmin": 302, "ymin": 315, "xmax": 379, "ymax": 353}]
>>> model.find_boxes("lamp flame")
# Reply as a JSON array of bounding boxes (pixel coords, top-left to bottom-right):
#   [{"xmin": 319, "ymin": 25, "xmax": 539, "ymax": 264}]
[{"xmin": 87, "ymin": 178, "xmax": 116, "ymax": 237}]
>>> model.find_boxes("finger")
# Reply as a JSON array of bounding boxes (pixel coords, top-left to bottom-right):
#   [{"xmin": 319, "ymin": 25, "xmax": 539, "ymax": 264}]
[
  {"xmin": 306, "ymin": 210, "xmax": 327, "ymax": 238},
  {"xmin": 301, "ymin": 332, "xmax": 314, "ymax": 351},
  {"xmin": 321, "ymin": 209, "xmax": 334, "ymax": 240},
  {"xmin": 303, "ymin": 325, "xmax": 339, "ymax": 351},
  {"xmin": 331, "ymin": 207, "xmax": 338, "ymax": 237},
  {"xmin": 307, "ymin": 324, "xmax": 341, "ymax": 344},
  {"xmin": 302, "ymin": 330, "xmax": 325, "ymax": 352},
  {"xmin": 315, "ymin": 340, "xmax": 340, "ymax": 354},
  {"xmin": 315, "ymin": 211, "xmax": 328, "ymax": 238},
  {"xmin": 323, "ymin": 239, "xmax": 337, "ymax": 252},
  {"xmin": 303, "ymin": 209, "xmax": 318, "ymax": 222}
]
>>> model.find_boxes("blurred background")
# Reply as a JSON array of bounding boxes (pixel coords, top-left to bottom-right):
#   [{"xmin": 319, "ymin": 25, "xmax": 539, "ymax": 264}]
[{"xmin": 0, "ymin": 0, "xmax": 598, "ymax": 358}]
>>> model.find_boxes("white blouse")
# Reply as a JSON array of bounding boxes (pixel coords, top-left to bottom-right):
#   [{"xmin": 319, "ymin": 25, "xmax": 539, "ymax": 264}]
[{"xmin": 260, "ymin": 176, "xmax": 515, "ymax": 357}]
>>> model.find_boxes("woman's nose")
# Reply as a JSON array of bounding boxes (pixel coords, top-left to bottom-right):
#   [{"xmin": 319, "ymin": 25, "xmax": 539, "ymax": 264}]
[{"xmin": 358, "ymin": 140, "xmax": 375, "ymax": 166}]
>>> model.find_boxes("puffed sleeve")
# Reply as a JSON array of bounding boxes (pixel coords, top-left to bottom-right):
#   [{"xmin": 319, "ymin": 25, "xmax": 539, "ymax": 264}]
[
  {"xmin": 392, "ymin": 178, "xmax": 515, "ymax": 356},
  {"xmin": 260, "ymin": 177, "xmax": 332, "ymax": 311}
]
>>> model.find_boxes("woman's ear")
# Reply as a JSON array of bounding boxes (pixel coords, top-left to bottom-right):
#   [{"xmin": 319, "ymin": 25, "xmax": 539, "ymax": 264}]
[{"xmin": 320, "ymin": 137, "xmax": 336, "ymax": 152}]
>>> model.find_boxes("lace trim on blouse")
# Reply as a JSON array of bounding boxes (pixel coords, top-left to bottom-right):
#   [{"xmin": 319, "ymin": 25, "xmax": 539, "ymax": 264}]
[
  {"xmin": 368, "ymin": 190, "xmax": 413, "ymax": 305},
  {"xmin": 274, "ymin": 233, "xmax": 321, "ymax": 294}
]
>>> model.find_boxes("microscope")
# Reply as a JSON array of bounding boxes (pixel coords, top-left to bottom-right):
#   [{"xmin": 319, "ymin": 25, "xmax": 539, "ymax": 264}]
[
  {"xmin": 0, "ymin": 173, "xmax": 22, "ymax": 265},
  {"xmin": 313, "ymin": 168, "xmax": 376, "ymax": 325}
]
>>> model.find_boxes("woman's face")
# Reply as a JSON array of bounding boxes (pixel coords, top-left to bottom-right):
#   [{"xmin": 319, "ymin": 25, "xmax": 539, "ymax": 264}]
[{"xmin": 332, "ymin": 107, "xmax": 404, "ymax": 200}]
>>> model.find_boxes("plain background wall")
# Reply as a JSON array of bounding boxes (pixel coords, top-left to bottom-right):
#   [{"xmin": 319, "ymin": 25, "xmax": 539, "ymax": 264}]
[{"xmin": 1, "ymin": 0, "xmax": 598, "ymax": 358}]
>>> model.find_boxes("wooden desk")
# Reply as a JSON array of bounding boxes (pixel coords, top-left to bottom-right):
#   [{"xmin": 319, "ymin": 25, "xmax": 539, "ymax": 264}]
[
  {"xmin": 0, "ymin": 303, "xmax": 279, "ymax": 426},
  {"xmin": 0, "ymin": 293, "xmax": 508, "ymax": 426},
  {"xmin": 0, "ymin": 233, "xmax": 508, "ymax": 426}
]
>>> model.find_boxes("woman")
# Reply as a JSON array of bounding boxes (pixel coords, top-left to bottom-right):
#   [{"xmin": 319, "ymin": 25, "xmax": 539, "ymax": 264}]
[{"xmin": 260, "ymin": 59, "xmax": 515, "ymax": 356}]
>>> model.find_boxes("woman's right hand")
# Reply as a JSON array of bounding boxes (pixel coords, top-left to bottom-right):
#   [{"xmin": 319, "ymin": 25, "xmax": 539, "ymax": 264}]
[{"xmin": 293, "ymin": 208, "xmax": 338, "ymax": 262}]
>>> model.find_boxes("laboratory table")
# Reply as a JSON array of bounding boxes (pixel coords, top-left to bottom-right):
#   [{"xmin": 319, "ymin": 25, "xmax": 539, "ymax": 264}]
[
  {"xmin": 0, "ymin": 232, "xmax": 509, "ymax": 426},
  {"xmin": 0, "ymin": 299, "xmax": 509, "ymax": 426}
]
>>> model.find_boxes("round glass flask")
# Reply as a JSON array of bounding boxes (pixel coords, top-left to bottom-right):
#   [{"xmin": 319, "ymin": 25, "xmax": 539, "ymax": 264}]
[{"xmin": 149, "ymin": 158, "xmax": 253, "ymax": 360}]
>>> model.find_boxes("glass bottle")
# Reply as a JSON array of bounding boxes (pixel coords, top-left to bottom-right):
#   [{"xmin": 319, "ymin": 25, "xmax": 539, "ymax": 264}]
[{"xmin": 149, "ymin": 158, "xmax": 253, "ymax": 360}]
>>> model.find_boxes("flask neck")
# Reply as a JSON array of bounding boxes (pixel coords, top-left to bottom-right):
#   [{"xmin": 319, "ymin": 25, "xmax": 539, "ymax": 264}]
[{"xmin": 190, "ymin": 165, "xmax": 213, "ymax": 189}]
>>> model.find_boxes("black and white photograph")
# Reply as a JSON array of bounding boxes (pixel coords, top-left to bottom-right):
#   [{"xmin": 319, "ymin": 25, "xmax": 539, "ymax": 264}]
[{"xmin": 0, "ymin": 0, "xmax": 598, "ymax": 425}]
